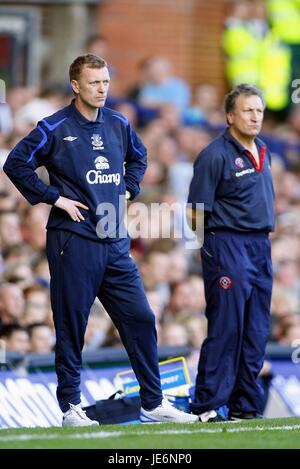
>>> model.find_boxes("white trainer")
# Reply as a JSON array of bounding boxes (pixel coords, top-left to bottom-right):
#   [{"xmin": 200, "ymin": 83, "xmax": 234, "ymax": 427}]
[
  {"xmin": 62, "ymin": 403, "xmax": 99, "ymax": 427},
  {"xmin": 140, "ymin": 398, "xmax": 199, "ymax": 424},
  {"xmin": 199, "ymin": 410, "xmax": 220, "ymax": 422}
]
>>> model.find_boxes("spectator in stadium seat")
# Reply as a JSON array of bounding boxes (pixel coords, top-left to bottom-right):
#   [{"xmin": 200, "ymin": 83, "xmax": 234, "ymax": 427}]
[
  {"xmin": 0, "ymin": 211, "xmax": 23, "ymax": 250},
  {"xmin": 167, "ymin": 280, "xmax": 197, "ymax": 320},
  {"xmin": 0, "ymin": 324, "xmax": 30, "ymax": 354},
  {"xmin": 32, "ymin": 256, "xmax": 51, "ymax": 289},
  {"xmin": 27, "ymin": 322, "xmax": 54, "ymax": 354},
  {"xmin": 145, "ymin": 290, "xmax": 165, "ymax": 324},
  {"xmin": 188, "ymin": 84, "xmax": 274, "ymax": 422},
  {"xmin": 0, "ymin": 191, "xmax": 17, "ymax": 213},
  {"xmin": 140, "ymin": 251, "xmax": 170, "ymax": 299},
  {"xmin": 138, "ymin": 56, "xmax": 191, "ymax": 116},
  {"xmin": 3, "ymin": 54, "xmax": 198, "ymax": 427},
  {"xmin": 21, "ymin": 205, "xmax": 51, "ymax": 252},
  {"xmin": 23, "ymin": 285, "xmax": 51, "ymax": 326},
  {"xmin": 83, "ymin": 297, "xmax": 111, "ymax": 351},
  {"xmin": 0, "ymin": 282, "xmax": 25, "ymax": 329},
  {"xmin": 183, "ymin": 83, "xmax": 223, "ymax": 126},
  {"xmin": 160, "ymin": 322, "xmax": 189, "ymax": 347},
  {"xmin": 278, "ymin": 323, "xmax": 300, "ymax": 346},
  {"xmin": 4, "ymin": 261, "xmax": 35, "ymax": 290}
]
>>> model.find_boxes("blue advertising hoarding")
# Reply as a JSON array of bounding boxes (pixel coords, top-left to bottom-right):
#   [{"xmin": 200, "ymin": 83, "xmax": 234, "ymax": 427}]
[
  {"xmin": 0, "ymin": 357, "xmax": 299, "ymax": 428},
  {"xmin": 0, "ymin": 366, "xmax": 127, "ymax": 428}
]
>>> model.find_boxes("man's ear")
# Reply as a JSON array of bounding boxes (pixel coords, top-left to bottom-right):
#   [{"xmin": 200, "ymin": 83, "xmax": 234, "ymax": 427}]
[
  {"xmin": 227, "ymin": 112, "xmax": 234, "ymax": 125},
  {"xmin": 71, "ymin": 79, "xmax": 80, "ymax": 95}
]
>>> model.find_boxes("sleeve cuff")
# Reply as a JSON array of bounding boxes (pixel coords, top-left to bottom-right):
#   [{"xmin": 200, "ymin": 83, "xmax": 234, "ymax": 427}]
[
  {"xmin": 41, "ymin": 186, "xmax": 60, "ymax": 205},
  {"xmin": 125, "ymin": 181, "xmax": 139, "ymax": 200}
]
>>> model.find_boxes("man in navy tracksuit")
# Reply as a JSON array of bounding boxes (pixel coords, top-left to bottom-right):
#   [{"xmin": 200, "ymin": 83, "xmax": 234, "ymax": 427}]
[
  {"xmin": 187, "ymin": 84, "xmax": 274, "ymax": 422},
  {"xmin": 4, "ymin": 54, "xmax": 197, "ymax": 426}
]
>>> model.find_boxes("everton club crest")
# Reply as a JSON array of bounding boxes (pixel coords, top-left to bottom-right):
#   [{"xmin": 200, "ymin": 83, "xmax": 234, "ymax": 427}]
[{"xmin": 91, "ymin": 134, "xmax": 104, "ymax": 151}]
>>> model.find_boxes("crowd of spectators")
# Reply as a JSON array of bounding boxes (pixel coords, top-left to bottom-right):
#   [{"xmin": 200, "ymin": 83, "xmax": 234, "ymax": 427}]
[{"xmin": 0, "ymin": 6, "xmax": 300, "ymax": 364}]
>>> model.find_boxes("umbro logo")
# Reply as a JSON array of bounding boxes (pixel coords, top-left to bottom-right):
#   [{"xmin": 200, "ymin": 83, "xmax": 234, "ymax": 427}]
[{"xmin": 63, "ymin": 136, "xmax": 78, "ymax": 141}]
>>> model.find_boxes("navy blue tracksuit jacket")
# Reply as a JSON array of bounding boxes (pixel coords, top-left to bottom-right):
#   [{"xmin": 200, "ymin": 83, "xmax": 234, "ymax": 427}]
[
  {"xmin": 4, "ymin": 100, "xmax": 147, "ymax": 240},
  {"xmin": 188, "ymin": 129, "xmax": 275, "ymax": 416},
  {"xmin": 4, "ymin": 101, "xmax": 163, "ymax": 412}
]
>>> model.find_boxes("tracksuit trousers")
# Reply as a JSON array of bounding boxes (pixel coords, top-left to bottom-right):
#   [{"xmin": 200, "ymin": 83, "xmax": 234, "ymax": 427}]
[
  {"xmin": 190, "ymin": 230, "xmax": 272, "ymax": 415},
  {"xmin": 46, "ymin": 230, "xmax": 163, "ymax": 413}
]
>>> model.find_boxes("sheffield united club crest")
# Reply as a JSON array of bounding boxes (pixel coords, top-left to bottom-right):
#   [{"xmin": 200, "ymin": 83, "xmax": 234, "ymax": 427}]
[
  {"xmin": 219, "ymin": 276, "xmax": 233, "ymax": 290},
  {"xmin": 235, "ymin": 157, "xmax": 245, "ymax": 169}
]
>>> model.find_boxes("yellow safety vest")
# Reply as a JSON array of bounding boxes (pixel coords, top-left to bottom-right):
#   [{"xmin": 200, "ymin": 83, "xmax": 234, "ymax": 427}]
[
  {"xmin": 222, "ymin": 23, "xmax": 260, "ymax": 85},
  {"xmin": 222, "ymin": 25, "xmax": 291, "ymax": 110},
  {"xmin": 267, "ymin": 0, "xmax": 300, "ymax": 44},
  {"xmin": 260, "ymin": 33, "xmax": 291, "ymax": 110}
]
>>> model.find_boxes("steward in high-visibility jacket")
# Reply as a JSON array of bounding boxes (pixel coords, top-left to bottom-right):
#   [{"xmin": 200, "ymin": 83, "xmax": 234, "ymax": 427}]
[
  {"xmin": 222, "ymin": 20, "xmax": 291, "ymax": 111},
  {"xmin": 260, "ymin": 32, "xmax": 291, "ymax": 111},
  {"xmin": 267, "ymin": 0, "xmax": 300, "ymax": 83},
  {"xmin": 222, "ymin": 18, "xmax": 260, "ymax": 86},
  {"xmin": 267, "ymin": 0, "xmax": 300, "ymax": 44}
]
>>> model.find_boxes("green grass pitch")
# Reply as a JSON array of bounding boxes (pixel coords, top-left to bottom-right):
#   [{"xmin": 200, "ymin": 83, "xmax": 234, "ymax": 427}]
[{"xmin": 0, "ymin": 417, "xmax": 299, "ymax": 449}]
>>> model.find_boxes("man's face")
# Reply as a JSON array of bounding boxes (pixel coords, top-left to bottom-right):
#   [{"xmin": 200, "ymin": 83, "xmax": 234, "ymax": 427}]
[
  {"xmin": 6, "ymin": 331, "xmax": 30, "ymax": 354},
  {"xmin": 227, "ymin": 94, "xmax": 264, "ymax": 137},
  {"xmin": 71, "ymin": 65, "xmax": 110, "ymax": 109},
  {"xmin": 0, "ymin": 213, "xmax": 22, "ymax": 247},
  {"xmin": 31, "ymin": 326, "xmax": 53, "ymax": 354},
  {"xmin": 1, "ymin": 284, "xmax": 25, "ymax": 320}
]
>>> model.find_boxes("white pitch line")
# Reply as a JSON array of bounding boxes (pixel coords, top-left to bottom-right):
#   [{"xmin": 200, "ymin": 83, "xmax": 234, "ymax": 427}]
[
  {"xmin": 0, "ymin": 424, "xmax": 300, "ymax": 443},
  {"xmin": 0, "ymin": 431, "xmax": 123, "ymax": 442}
]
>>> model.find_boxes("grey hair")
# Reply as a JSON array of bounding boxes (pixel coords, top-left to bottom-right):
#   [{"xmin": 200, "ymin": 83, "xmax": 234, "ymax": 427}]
[{"xmin": 224, "ymin": 83, "xmax": 266, "ymax": 114}]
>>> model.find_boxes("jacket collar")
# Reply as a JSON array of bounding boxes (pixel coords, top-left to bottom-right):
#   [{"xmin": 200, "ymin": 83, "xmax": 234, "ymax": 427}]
[
  {"xmin": 70, "ymin": 99, "xmax": 104, "ymax": 126},
  {"xmin": 223, "ymin": 127, "xmax": 264, "ymax": 154}
]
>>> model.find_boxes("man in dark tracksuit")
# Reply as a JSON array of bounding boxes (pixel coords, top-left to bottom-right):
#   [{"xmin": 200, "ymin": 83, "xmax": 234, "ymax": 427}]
[
  {"xmin": 4, "ymin": 54, "xmax": 197, "ymax": 426},
  {"xmin": 188, "ymin": 84, "xmax": 274, "ymax": 422}
]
